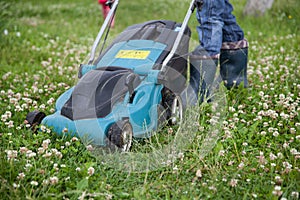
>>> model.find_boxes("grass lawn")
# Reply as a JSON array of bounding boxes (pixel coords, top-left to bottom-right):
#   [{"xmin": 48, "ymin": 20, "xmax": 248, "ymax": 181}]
[{"xmin": 0, "ymin": 0, "xmax": 299, "ymax": 199}]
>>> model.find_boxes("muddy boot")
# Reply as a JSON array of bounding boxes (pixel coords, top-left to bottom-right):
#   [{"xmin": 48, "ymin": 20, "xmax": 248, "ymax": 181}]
[
  {"xmin": 189, "ymin": 47, "xmax": 218, "ymax": 103},
  {"xmin": 220, "ymin": 39, "xmax": 248, "ymax": 89}
]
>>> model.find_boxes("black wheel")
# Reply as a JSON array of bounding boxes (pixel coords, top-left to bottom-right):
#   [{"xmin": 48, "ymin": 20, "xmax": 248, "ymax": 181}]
[
  {"xmin": 162, "ymin": 88, "xmax": 183, "ymax": 126},
  {"xmin": 107, "ymin": 120, "xmax": 133, "ymax": 152},
  {"xmin": 25, "ymin": 110, "xmax": 46, "ymax": 131}
]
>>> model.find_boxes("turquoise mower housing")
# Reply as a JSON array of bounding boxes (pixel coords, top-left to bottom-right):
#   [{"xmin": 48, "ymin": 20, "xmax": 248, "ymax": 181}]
[
  {"xmin": 25, "ymin": 2, "xmax": 197, "ymax": 151},
  {"xmin": 43, "ymin": 39, "xmax": 168, "ymax": 145}
]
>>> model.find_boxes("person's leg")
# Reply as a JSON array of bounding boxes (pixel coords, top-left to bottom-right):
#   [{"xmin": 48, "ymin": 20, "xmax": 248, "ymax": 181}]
[
  {"xmin": 196, "ymin": 0, "xmax": 225, "ymax": 56},
  {"xmin": 189, "ymin": 0, "xmax": 224, "ymax": 103},
  {"xmin": 220, "ymin": 0, "xmax": 248, "ymax": 88},
  {"xmin": 98, "ymin": 0, "xmax": 115, "ymax": 27}
]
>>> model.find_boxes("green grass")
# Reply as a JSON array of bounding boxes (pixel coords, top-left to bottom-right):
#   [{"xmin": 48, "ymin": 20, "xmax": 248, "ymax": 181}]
[{"xmin": 1, "ymin": 0, "xmax": 299, "ymax": 199}]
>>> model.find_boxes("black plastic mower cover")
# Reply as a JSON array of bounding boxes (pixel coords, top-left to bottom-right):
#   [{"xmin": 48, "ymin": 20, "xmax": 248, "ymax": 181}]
[{"xmin": 61, "ymin": 67, "xmax": 141, "ymax": 120}]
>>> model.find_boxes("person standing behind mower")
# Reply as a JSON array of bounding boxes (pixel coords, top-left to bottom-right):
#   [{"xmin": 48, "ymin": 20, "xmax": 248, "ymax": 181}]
[
  {"xmin": 98, "ymin": 0, "xmax": 115, "ymax": 27},
  {"xmin": 189, "ymin": 0, "xmax": 248, "ymax": 101}
]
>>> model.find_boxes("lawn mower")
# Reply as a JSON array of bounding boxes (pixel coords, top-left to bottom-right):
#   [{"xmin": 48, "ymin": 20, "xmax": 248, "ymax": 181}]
[{"xmin": 26, "ymin": 0, "xmax": 204, "ymax": 151}]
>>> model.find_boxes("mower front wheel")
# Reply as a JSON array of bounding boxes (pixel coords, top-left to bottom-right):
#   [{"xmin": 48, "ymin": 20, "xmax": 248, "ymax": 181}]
[{"xmin": 107, "ymin": 120, "xmax": 133, "ymax": 152}]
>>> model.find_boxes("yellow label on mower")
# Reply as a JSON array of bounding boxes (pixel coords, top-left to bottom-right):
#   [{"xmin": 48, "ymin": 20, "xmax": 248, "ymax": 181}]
[{"xmin": 115, "ymin": 50, "xmax": 150, "ymax": 59}]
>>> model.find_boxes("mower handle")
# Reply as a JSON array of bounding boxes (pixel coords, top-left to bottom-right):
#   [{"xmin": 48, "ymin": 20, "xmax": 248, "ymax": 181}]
[
  {"xmin": 106, "ymin": 0, "xmax": 115, "ymax": 8},
  {"xmin": 160, "ymin": 0, "xmax": 203, "ymax": 72},
  {"xmin": 193, "ymin": 0, "xmax": 204, "ymax": 11},
  {"xmin": 88, "ymin": 0, "xmax": 119, "ymax": 64}
]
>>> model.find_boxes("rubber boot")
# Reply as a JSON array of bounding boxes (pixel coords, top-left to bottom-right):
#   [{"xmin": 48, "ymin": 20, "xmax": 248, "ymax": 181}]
[
  {"xmin": 189, "ymin": 48, "xmax": 218, "ymax": 103},
  {"xmin": 220, "ymin": 39, "xmax": 248, "ymax": 89}
]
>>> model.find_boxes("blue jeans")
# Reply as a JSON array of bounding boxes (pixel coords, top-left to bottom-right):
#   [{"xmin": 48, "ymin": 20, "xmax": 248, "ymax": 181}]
[{"xmin": 196, "ymin": 0, "xmax": 244, "ymax": 56}]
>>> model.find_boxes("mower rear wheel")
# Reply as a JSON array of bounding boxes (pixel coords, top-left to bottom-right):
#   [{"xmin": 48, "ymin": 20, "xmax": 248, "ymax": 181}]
[
  {"xmin": 25, "ymin": 110, "xmax": 46, "ymax": 131},
  {"xmin": 162, "ymin": 88, "xmax": 183, "ymax": 126},
  {"xmin": 107, "ymin": 120, "xmax": 133, "ymax": 152}
]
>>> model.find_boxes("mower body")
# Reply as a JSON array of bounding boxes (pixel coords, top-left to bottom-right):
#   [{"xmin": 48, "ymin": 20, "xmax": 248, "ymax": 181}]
[{"xmin": 41, "ymin": 20, "xmax": 190, "ymax": 146}]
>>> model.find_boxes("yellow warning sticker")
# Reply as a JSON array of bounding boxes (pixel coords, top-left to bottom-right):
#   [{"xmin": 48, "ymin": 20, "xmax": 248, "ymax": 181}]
[{"xmin": 115, "ymin": 50, "xmax": 150, "ymax": 59}]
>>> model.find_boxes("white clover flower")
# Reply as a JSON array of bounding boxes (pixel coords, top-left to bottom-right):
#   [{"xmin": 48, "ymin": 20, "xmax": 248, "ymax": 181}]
[
  {"xmin": 25, "ymin": 163, "xmax": 32, "ymax": 169},
  {"xmin": 275, "ymin": 176, "xmax": 282, "ymax": 182},
  {"xmin": 283, "ymin": 142, "xmax": 289, "ymax": 149},
  {"xmin": 16, "ymin": 32, "xmax": 21, "ymax": 37},
  {"xmin": 290, "ymin": 128, "xmax": 296, "ymax": 134},
  {"xmin": 47, "ymin": 97, "xmax": 55, "ymax": 105},
  {"xmin": 49, "ymin": 176, "xmax": 59, "ymax": 185},
  {"xmin": 5, "ymin": 111, "xmax": 11, "ymax": 118},
  {"xmin": 42, "ymin": 179, "xmax": 49, "ymax": 186},
  {"xmin": 76, "ymin": 167, "xmax": 81, "ymax": 172},
  {"xmin": 43, "ymin": 152, "xmax": 52, "ymax": 158},
  {"xmin": 56, "ymin": 151, "xmax": 63, "ymax": 159},
  {"xmin": 271, "ymin": 163, "xmax": 276, "ymax": 167},
  {"xmin": 290, "ymin": 148, "xmax": 298, "ymax": 155},
  {"xmin": 291, "ymin": 191, "xmax": 299, "ymax": 199},
  {"xmin": 228, "ymin": 106, "xmax": 236, "ymax": 112},
  {"xmin": 173, "ymin": 166, "xmax": 178, "ymax": 172},
  {"xmin": 26, "ymin": 151, "xmax": 36, "ymax": 158},
  {"xmin": 1, "ymin": 114, "xmax": 8, "ymax": 122},
  {"xmin": 277, "ymin": 152, "xmax": 284, "ymax": 159},
  {"xmin": 260, "ymin": 131, "xmax": 267, "ymax": 136},
  {"xmin": 238, "ymin": 162, "xmax": 245, "ymax": 169},
  {"xmin": 268, "ymin": 127, "xmax": 274, "ymax": 133},
  {"xmin": 270, "ymin": 153, "xmax": 277, "ymax": 160},
  {"xmin": 282, "ymin": 161, "xmax": 292, "ymax": 169},
  {"xmin": 219, "ymin": 150, "xmax": 225, "ymax": 157},
  {"xmin": 37, "ymin": 147, "xmax": 45, "ymax": 154},
  {"xmin": 4, "ymin": 29, "xmax": 8, "ymax": 35},
  {"xmin": 272, "ymin": 185, "xmax": 283, "ymax": 196},
  {"xmin": 6, "ymin": 150, "xmax": 17, "ymax": 160},
  {"xmin": 17, "ymin": 172, "xmax": 25, "ymax": 180},
  {"xmin": 39, "ymin": 104, "xmax": 45, "ymax": 109},
  {"xmin": 279, "ymin": 94, "xmax": 285, "ymax": 100},
  {"xmin": 6, "ymin": 120, "xmax": 14, "ymax": 128},
  {"xmin": 30, "ymin": 181, "xmax": 38, "ymax": 186},
  {"xmin": 40, "ymin": 125, "xmax": 47, "ymax": 132},
  {"xmin": 87, "ymin": 167, "xmax": 95, "ymax": 176},
  {"xmin": 229, "ymin": 179, "xmax": 238, "ymax": 187},
  {"xmin": 273, "ymin": 131, "xmax": 279, "ymax": 137},
  {"xmin": 178, "ymin": 152, "xmax": 184, "ymax": 160},
  {"xmin": 196, "ymin": 169, "xmax": 202, "ymax": 178},
  {"xmin": 85, "ymin": 145, "xmax": 94, "ymax": 152},
  {"xmin": 42, "ymin": 139, "xmax": 51, "ymax": 149},
  {"xmin": 242, "ymin": 142, "xmax": 248, "ymax": 146},
  {"xmin": 51, "ymin": 148, "xmax": 57, "ymax": 153},
  {"xmin": 71, "ymin": 137, "xmax": 78, "ymax": 142},
  {"xmin": 258, "ymin": 91, "xmax": 264, "ymax": 97},
  {"xmin": 65, "ymin": 141, "xmax": 71, "ymax": 146}
]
